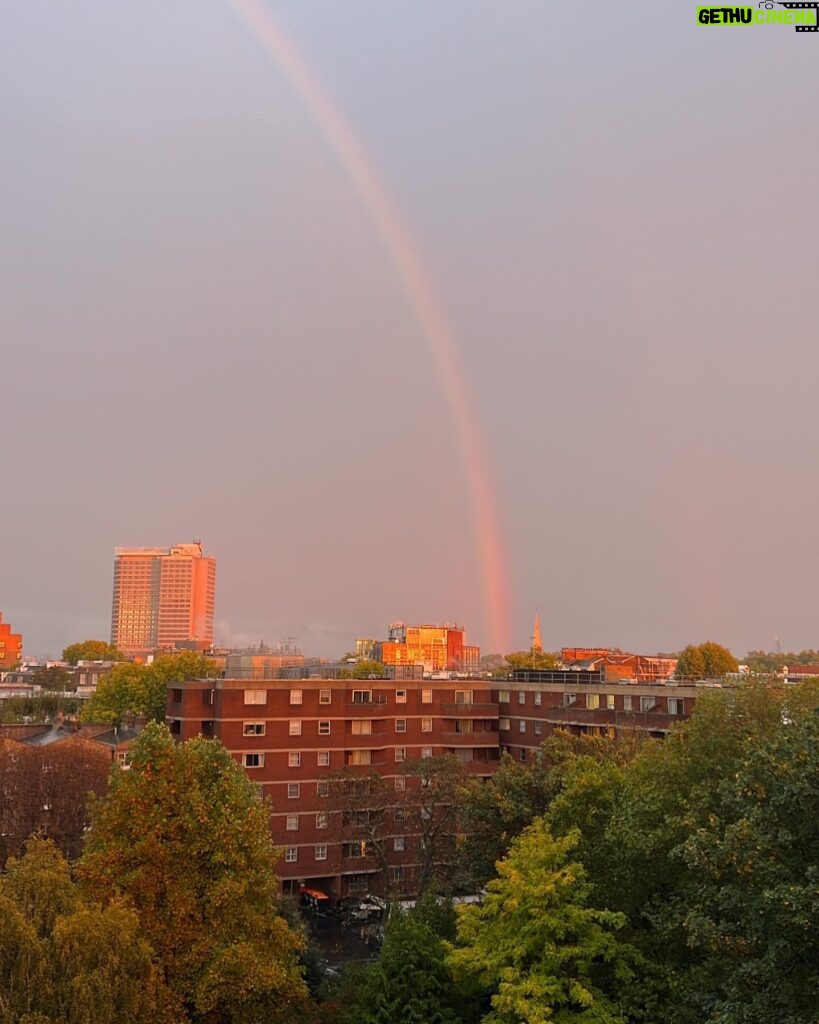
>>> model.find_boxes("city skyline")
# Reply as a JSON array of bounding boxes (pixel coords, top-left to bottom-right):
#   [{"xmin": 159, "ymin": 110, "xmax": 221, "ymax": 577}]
[{"xmin": 4, "ymin": 3, "xmax": 819, "ymax": 659}]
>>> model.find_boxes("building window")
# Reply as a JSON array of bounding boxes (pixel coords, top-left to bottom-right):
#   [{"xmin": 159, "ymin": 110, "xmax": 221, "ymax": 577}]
[
  {"xmin": 348, "ymin": 750, "xmax": 372, "ymax": 766},
  {"xmin": 455, "ymin": 719, "xmax": 473, "ymax": 734},
  {"xmin": 518, "ymin": 691, "xmax": 526, "ymax": 705},
  {"xmin": 289, "ymin": 720, "xmax": 302, "ymax": 736},
  {"xmin": 343, "ymin": 841, "xmax": 367, "ymax": 859},
  {"xmin": 396, "ymin": 690, "xmax": 407, "ymax": 703},
  {"xmin": 421, "ymin": 747, "xmax": 432, "ymax": 758},
  {"xmin": 518, "ymin": 720, "xmax": 526, "ymax": 733},
  {"xmin": 394, "ymin": 807, "xmax": 405, "ymax": 824},
  {"xmin": 607, "ymin": 694, "xmax": 616, "ymax": 710},
  {"xmin": 564, "ymin": 693, "xmax": 576, "ymax": 706},
  {"xmin": 534, "ymin": 722, "xmax": 542, "ymax": 735},
  {"xmin": 394, "ymin": 836, "xmax": 405, "ymax": 851},
  {"xmin": 351, "ymin": 719, "xmax": 372, "ymax": 735},
  {"xmin": 290, "ymin": 689, "xmax": 303, "ymax": 705},
  {"xmin": 287, "ymin": 783, "xmax": 300, "ymax": 799},
  {"xmin": 421, "ymin": 689, "xmax": 433, "ymax": 704},
  {"xmin": 421, "ymin": 717, "xmax": 432, "ymax": 732},
  {"xmin": 316, "ymin": 812, "xmax": 328, "ymax": 829},
  {"xmin": 498, "ymin": 690, "xmax": 510, "ymax": 703},
  {"xmin": 315, "ymin": 844, "xmax": 327, "ymax": 861},
  {"xmin": 499, "ymin": 718, "xmax": 510, "ymax": 731},
  {"xmin": 317, "ymin": 751, "xmax": 330, "ymax": 767},
  {"xmin": 392, "ymin": 866, "xmax": 405, "ymax": 882},
  {"xmin": 623, "ymin": 695, "xmax": 633, "ymax": 711},
  {"xmin": 395, "ymin": 747, "xmax": 406, "ymax": 762},
  {"xmin": 244, "ymin": 690, "xmax": 267, "ymax": 705},
  {"xmin": 394, "ymin": 776, "xmax": 406, "ymax": 791},
  {"xmin": 286, "ymin": 814, "xmax": 299, "ymax": 831},
  {"xmin": 534, "ymin": 691, "xmax": 542, "ymax": 706},
  {"xmin": 319, "ymin": 689, "xmax": 332, "ymax": 704},
  {"xmin": 395, "ymin": 719, "xmax": 407, "ymax": 733},
  {"xmin": 318, "ymin": 721, "xmax": 331, "ymax": 735},
  {"xmin": 668, "ymin": 697, "xmax": 684, "ymax": 715},
  {"xmin": 455, "ymin": 690, "xmax": 473, "ymax": 705},
  {"xmin": 520, "ymin": 748, "xmax": 527, "ymax": 761},
  {"xmin": 243, "ymin": 723, "xmax": 265, "ymax": 736},
  {"xmin": 586, "ymin": 694, "xmax": 600, "ymax": 710},
  {"xmin": 288, "ymin": 752, "xmax": 301, "ymax": 768},
  {"xmin": 317, "ymin": 781, "xmax": 329, "ymax": 798},
  {"xmin": 285, "ymin": 847, "xmax": 298, "ymax": 863},
  {"xmin": 352, "ymin": 690, "xmax": 372, "ymax": 704},
  {"xmin": 640, "ymin": 696, "xmax": 657, "ymax": 712},
  {"xmin": 243, "ymin": 753, "xmax": 264, "ymax": 768}
]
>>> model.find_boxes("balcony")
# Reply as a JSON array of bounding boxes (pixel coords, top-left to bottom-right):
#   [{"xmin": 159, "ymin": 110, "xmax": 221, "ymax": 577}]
[
  {"xmin": 441, "ymin": 731, "xmax": 498, "ymax": 744},
  {"xmin": 543, "ymin": 706, "xmax": 680, "ymax": 733},
  {"xmin": 441, "ymin": 702, "xmax": 496, "ymax": 717}
]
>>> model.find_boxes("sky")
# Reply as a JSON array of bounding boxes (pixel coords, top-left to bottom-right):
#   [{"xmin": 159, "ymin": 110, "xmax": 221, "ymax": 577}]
[{"xmin": 2, "ymin": 1, "xmax": 819, "ymax": 660}]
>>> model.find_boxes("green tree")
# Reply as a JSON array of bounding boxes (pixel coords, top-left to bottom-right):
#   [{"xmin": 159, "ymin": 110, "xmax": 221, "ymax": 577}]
[
  {"xmin": 61, "ymin": 641, "xmax": 125, "ymax": 665},
  {"xmin": 346, "ymin": 910, "xmax": 463, "ymax": 1024},
  {"xmin": 560, "ymin": 679, "xmax": 819, "ymax": 1024},
  {"xmin": 502, "ymin": 649, "xmax": 561, "ymax": 672},
  {"xmin": 29, "ymin": 666, "xmax": 73, "ymax": 692},
  {"xmin": 457, "ymin": 732, "xmax": 643, "ymax": 890},
  {"xmin": 675, "ymin": 642, "xmax": 738, "ymax": 679},
  {"xmin": 450, "ymin": 819, "xmax": 631, "ymax": 1024},
  {"xmin": 672, "ymin": 707, "xmax": 819, "ymax": 1022},
  {"xmin": 0, "ymin": 838, "xmax": 171, "ymax": 1024},
  {"xmin": 79, "ymin": 662, "xmax": 146, "ymax": 724},
  {"xmin": 81, "ymin": 651, "xmax": 218, "ymax": 724},
  {"xmin": 78, "ymin": 723, "xmax": 307, "ymax": 1023},
  {"xmin": 338, "ymin": 661, "xmax": 387, "ymax": 679},
  {"xmin": 139, "ymin": 651, "xmax": 218, "ymax": 721}
]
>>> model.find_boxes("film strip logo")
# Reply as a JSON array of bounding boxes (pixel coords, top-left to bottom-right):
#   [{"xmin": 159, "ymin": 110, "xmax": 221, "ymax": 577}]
[{"xmin": 771, "ymin": 2, "xmax": 819, "ymax": 31}]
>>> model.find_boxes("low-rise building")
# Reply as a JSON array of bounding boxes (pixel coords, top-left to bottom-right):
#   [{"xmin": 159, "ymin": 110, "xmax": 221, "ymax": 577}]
[{"xmin": 167, "ymin": 675, "xmax": 498, "ymax": 897}]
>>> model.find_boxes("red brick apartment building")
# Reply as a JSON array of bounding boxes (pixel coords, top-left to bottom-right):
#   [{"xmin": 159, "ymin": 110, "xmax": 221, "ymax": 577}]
[
  {"xmin": 168, "ymin": 676, "xmax": 498, "ymax": 897},
  {"xmin": 499, "ymin": 668, "xmax": 698, "ymax": 763}
]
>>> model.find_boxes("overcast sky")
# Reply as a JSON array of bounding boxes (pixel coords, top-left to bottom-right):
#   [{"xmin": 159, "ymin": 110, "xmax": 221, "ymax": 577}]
[{"xmin": 3, "ymin": 1, "xmax": 818, "ymax": 659}]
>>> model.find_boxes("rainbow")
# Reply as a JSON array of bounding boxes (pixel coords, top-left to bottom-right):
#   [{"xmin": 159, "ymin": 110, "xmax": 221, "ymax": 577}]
[{"xmin": 227, "ymin": 0, "xmax": 512, "ymax": 652}]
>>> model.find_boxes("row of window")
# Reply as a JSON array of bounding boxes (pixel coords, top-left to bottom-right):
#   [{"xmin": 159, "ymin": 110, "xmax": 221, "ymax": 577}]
[
  {"xmin": 252, "ymin": 776, "xmax": 410, "ymax": 797},
  {"xmin": 284, "ymin": 845, "xmax": 327, "ymax": 862},
  {"xmin": 246, "ymin": 688, "xmax": 467, "ymax": 707},
  {"xmin": 498, "ymin": 689, "xmax": 685, "ymax": 713},
  {"xmin": 282, "ymin": 848, "xmax": 406, "ymax": 881},
  {"xmin": 243, "ymin": 718, "xmax": 437, "ymax": 737},
  {"xmin": 562, "ymin": 694, "xmax": 684, "ymax": 714},
  {"xmin": 242, "ymin": 747, "xmax": 435, "ymax": 771}
]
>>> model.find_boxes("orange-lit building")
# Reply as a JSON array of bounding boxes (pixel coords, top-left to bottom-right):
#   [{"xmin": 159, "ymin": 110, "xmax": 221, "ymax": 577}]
[
  {"xmin": 377, "ymin": 623, "xmax": 480, "ymax": 676},
  {"xmin": 0, "ymin": 614, "xmax": 23, "ymax": 668},
  {"xmin": 111, "ymin": 542, "xmax": 215, "ymax": 658}
]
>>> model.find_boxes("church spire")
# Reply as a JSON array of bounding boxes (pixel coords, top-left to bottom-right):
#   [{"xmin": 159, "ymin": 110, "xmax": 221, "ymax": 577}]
[{"xmin": 532, "ymin": 611, "xmax": 542, "ymax": 652}]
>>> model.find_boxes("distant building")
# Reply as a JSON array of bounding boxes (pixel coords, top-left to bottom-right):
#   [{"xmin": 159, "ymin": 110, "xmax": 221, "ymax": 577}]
[
  {"xmin": 560, "ymin": 648, "xmax": 678, "ymax": 683},
  {"xmin": 0, "ymin": 614, "xmax": 23, "ymax": 668},
  {"xmin": 377, "ymin": 622, "xmax": 480, "ymax": 676},
  {"xmin": 783, "ymin": 664, "xmax": 819, "ymax": 684},
  {"xmin": 110, "ymin": 542, "xmax": 216, "ymax": 658}
]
